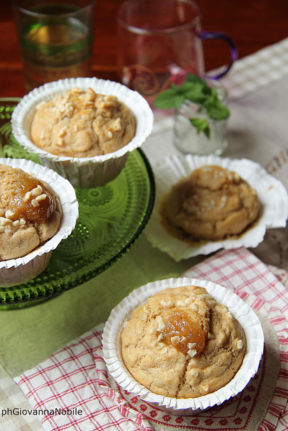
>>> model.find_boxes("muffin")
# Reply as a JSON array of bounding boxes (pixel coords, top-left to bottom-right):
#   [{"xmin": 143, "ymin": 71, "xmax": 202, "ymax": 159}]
[
  {"xmin": 121, "ymin": 285, "xmax": 246, "ymax": 398},
  {"xmin": 160, "ymin": 165, "xmax": 261, "ymax": 242},
  {"xmin": 30, "ymin": 88, "xmax": 136, "ymax": 158},
  {"xmin": 0, "ymin": 163, "xmax": 62, "ymax": 260},
  {"xmin": 11, "ymin": 78, "xmax": 154, "ymax": 188},
  {"xmin": 145, "ymin": 154, "xmax": 288, "ymax": 261},
  {"xmin": 0, "ymin": 158, "xmax": 78, "ymax": 286},
  {"xmin": 103, "ymin": 277, "xmax": 264, "ymax": 413}
]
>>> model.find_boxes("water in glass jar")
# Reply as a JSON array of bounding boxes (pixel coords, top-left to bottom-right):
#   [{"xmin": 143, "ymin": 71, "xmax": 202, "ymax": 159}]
[
  {"xmin": 174, "ymin": 100, "xmax": 228, "ymax": 155},
  {"xmin": 19, "ymin": 4, "xmax": 93, "ymax": 91}
]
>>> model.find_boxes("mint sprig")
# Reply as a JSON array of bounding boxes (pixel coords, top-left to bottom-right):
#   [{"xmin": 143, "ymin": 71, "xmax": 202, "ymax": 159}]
[
  {"xmin": 189, "ymin": 118, "xmax": 210, "ymax": 138},
  {"xmin": 153, "ymin": 74, "xmax": 230, "ymax": 138}
]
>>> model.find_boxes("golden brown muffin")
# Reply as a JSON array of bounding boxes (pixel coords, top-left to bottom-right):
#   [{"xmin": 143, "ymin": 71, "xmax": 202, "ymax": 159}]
[
  {"xmin": 121, "ymin": 285, "xmax": 246, "ymax": 398},
  {"xmin": 31, "ymin": 88, "xmax": 136, "ymax": 158},
  {"xmin": 0, "ymin": 164, "xmax": 62, "ymax": 260},
  {"xmin": 160, "ymin": 165, "xmax": 261, "ymax": 242}
]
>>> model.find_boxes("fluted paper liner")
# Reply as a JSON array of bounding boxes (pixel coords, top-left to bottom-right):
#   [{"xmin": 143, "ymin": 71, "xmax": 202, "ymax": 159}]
[
  {"xmin": 0, "ymin": 158, "xmax": 78, "ymax": 286},
  {"xmin": 11, "ymin": 78, "xmax": 154, "ymax": 188},
  {"xmin": 145, "ymin": 154, "xmax": 288, "ymax": 260},
  {"xmin": 102, "ymin": 277, "xmax": 264, "ymax": 414}
]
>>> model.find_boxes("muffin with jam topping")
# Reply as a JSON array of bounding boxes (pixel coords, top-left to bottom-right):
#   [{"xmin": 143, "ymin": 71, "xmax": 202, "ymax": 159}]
[
  {"xmin": 0, "ymin": 163, "xmax": 62, "ymax": 260},
  {"xmin": 121, "ymin": 285, "xmax": 246, "ymax": 398},
  {"xmin": 0, "ymin": 159, "xmax": 78, "ymax": 287}
]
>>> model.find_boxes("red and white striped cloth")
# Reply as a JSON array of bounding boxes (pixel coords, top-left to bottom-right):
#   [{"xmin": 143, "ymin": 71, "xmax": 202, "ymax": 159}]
[{"xmin": 14, "ymin": 247, "xmax": 288, "ymax": 431}]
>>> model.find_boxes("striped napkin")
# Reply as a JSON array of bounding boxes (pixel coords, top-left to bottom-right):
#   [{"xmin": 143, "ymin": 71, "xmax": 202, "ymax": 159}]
[{"xmin": 14, "ymin": 247, "xmax": 288, "ymax": 431}]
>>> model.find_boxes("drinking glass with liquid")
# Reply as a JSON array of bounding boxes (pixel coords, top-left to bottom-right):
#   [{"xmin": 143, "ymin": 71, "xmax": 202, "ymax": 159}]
[
  {"xmin": 13, "ymin": 0, "xmax": 95, "ymax": 92},
  {"xmin": 117, "ymin": 0, "xmax": 237, "ymax": 105},
  {"xmin": 174, "ymin": 79, "xmax": 229, "ymax": 156}
]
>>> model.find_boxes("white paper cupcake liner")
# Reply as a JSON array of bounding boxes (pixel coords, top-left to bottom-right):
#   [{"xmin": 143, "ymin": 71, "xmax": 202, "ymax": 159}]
[
  {"xmin": 11, "ymin": 78, "xmax": 154, "ymax": 188},
  {"xmin": 144, "ymin": 154, "xmax": 288, "ymax": 261},
  {"xmin": 102, "ymin": 277, "xmax": 264, "ymax": 415},
  {"xmin": 0, "ymin": 158, "xmax": 78, "ymax": 286}
]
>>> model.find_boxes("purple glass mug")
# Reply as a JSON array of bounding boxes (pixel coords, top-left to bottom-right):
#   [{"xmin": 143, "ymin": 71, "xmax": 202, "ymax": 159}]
[{"xmin": 117, "ymin": 0, "xmax": 237, "ymax": 103}]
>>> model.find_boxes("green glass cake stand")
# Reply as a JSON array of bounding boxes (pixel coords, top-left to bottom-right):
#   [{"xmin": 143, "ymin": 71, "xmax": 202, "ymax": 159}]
[{"xmin": 0, "ymin": 98, "xmax": 155, "ymax": 309}]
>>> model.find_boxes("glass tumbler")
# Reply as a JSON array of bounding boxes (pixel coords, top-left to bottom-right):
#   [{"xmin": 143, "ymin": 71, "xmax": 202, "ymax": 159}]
[
  {"xmin": 13, "ymin": 0, "xmax": 95, "ymax": 92},
  {"xmin": 174, "ymin": 79, "xmax": 229, "ymax": 155}
]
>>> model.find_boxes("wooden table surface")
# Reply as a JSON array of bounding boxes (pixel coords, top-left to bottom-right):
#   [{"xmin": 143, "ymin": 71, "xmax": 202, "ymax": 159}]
[{"xmin": 0, "ymin": 0, "xmax": 287, "ymax": 98}]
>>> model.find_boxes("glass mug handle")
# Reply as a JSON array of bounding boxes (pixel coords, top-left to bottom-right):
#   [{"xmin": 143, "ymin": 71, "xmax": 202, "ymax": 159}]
[{"xmin": 200, "ymin": 31, "xmax": 238, "ymax": 79}]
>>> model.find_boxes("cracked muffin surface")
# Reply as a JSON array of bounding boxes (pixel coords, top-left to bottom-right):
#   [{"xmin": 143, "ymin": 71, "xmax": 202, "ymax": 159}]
[
  {"xmin": 121, "ymin": 285, "xmax": 246, "ymax": 398},
  {"xmin": 0, "ymin": 164, "xmax": 62, "ymax": 260},
  {"xmin": 31, "ymin": 87, "xmax": 136, "ymax": 158},
  {"xmin": 160, "ymin": 165, "xmax": 261, "ymax": 242}
]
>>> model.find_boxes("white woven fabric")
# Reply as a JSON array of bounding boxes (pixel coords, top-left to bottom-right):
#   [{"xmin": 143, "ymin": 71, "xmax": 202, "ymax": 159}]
[{"xmin": 222, "ymin": 38, "xmax": 288, "ymax": 98}]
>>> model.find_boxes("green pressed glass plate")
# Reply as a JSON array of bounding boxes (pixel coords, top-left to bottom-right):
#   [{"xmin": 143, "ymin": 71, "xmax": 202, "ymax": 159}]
[{"xmin": 0, "ymin": 98, "xmax": 155, "ymax": 308}]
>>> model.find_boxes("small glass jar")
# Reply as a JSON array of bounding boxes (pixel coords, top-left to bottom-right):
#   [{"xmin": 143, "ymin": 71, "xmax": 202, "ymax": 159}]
[{"xmin": 173, "ymin": 79, "xmax": 229, "ymax": 155}]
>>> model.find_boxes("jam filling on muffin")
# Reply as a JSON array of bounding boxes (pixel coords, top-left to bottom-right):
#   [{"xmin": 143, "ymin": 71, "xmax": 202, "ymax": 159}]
[
  {"xmin": 0, "ymin": 164, "xmax": 62, "ymax": 260},
  {"xmin": 161, "ymin": 310, "xmax": 206, "ymax": 356}
]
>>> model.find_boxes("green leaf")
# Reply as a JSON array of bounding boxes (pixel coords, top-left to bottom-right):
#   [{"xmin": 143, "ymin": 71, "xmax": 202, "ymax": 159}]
[
  {"xmin": 189, "ymin": 118, "xmax": 211, "ymax": 138},
  {"xmin": 204, "ymin": 98, "xmax": 230, "ymax": 120},
  {"xmin": 211, "ymin": 104, "xmax": 230, "ymax": 120},
  {"xmin": 180, "ymin": 82, "xmax": 206, "ymax": 103},
  {"xmin": 153, "ymin": 87, "xmax": 184, "ymax": 109},
  {"xmin": 185, "ymin": 74, "xmax": 206, "ymax": 86},
  {"xmin": 173, "ymin": 94, "xmax": 187, "ymax": 108},
  {"xmin": 202, "ymin": 89, "xmax": 230, "ymax": 120},
  {"xmin": 170, "ymin": 83, "xmax": 180, "ymax": 91}
]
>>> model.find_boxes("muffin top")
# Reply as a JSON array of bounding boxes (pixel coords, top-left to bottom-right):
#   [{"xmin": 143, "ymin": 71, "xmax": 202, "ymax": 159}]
[
  {"xmin": 160, "ymin": 165, "xmax": 261, "ymax": 242},
  {"xmin": 0, "ymin": 164, "xmax": 62, "ymax": 260},
  {"xmin": 121, "ymin": 285, "xmax": 246, "ymax": 398},
  {"xmin": 30, "ymin": 87, "xmax": 136, "ymax": 158}
]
